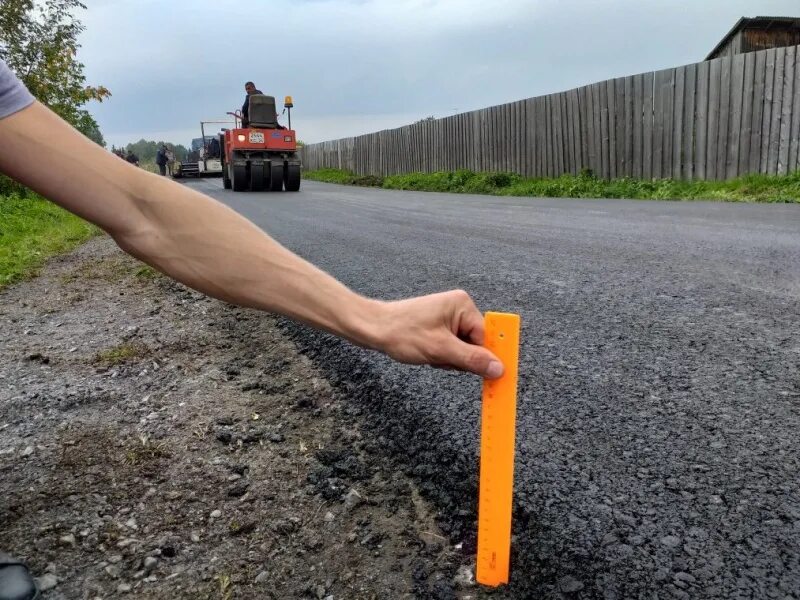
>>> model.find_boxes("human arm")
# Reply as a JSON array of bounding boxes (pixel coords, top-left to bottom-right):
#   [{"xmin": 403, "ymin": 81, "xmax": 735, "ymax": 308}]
[{"xmin": 0, "ymin": 101, "xmax": 503, "ymax": 378}]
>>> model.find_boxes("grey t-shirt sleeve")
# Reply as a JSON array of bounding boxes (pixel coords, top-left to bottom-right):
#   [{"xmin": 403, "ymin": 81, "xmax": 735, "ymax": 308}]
[{"xmin": 0, "ymin": 59, "xmax": 35, "ymax": 119}]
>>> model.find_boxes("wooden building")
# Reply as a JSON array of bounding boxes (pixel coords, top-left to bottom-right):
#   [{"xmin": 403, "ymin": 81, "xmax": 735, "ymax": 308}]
[{"xmin": 707, "ymin": 16, "xmax": 800, "ymax": 60}]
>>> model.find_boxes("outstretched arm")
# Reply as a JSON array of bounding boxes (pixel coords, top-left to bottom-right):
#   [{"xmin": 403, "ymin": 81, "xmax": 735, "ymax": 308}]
[{"xmin": 0, "ymin": 101, "xmax": 503, "ymax": 379}]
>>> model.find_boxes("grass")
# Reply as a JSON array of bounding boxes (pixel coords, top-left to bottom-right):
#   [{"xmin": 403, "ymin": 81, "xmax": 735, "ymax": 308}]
[
  {"xmin": 0, "ymin": 193, "xmax": 99, "ymax": 289},
  {"xmin": 303, "ymin": 168, "xmax": 385, "ymax": 187},
  {"xmin": 134, "ymin": 265, "xmax": 160, "ymax": 280},
  {"xmin": 139, "ymin": 161, "xmax": 160, "ymax": 174},
  {"xmin": 303, "ymin": 168, "xmax": 800, "ymax": 203},
  {"xmin": 94, "ymin": 342, "xmax": 150, "ymax": 366}
]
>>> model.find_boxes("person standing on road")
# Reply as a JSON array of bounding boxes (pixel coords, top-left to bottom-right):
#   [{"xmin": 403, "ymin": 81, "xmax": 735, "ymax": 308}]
[
  {"xmin": 0, "ymin": 59, "xmax": 503, "ymax": 600},
  {"xmin": 165, "ymin": 147, "xmax": 175, "ymax": 176},
  {"xmin": 155, "ymin": 144, "xmax": 168, "ymax": 176}
]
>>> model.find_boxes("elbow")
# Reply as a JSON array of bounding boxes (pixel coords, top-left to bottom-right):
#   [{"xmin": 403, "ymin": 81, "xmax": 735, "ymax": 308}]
[
  {"xmin": 106, "ymin": 171, "xmax": 166, "ymax": 260},
  {"xmin": 111, "ymin": 222, "xmax": 163, "ymax": 265}
]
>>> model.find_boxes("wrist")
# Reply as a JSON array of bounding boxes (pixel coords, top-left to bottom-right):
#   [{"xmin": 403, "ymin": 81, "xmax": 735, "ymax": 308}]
[{"xmin": 342, "ymin": 295, "xmax": 390, "ymax": 352}]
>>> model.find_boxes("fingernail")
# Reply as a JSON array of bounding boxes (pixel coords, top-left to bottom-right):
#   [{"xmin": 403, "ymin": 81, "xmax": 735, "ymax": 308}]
[{"xmin": 486, "ymin": 360, "xmax": 504, "ymax": 379}]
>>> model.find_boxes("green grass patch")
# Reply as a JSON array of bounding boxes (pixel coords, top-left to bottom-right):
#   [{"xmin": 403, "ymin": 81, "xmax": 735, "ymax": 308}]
[
  {"xmin": 303, "ymin": 168, "xmax": 800, "ymax": 203},
  {"xmin": 134, "ymin": 265, "xmax": 160, "ymax": 280},
  {"xmin": 0, "ymin": 193, "xmax": 99, "ymax": 289},
  {"xmin": 303, "ymin": 168, "xmax": 385, "ymax": 187},
  {"xmin": 94, "ymin": 342, "xmax": 150, "ymax": 366},
  {"xmin": 139, "ymin": 161, "xmax": 159, "ymax": 174}
]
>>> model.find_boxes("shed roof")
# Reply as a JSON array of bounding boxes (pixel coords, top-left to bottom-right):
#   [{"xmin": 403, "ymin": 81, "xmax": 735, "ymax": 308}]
[{"xmin": 706, "ymin": 16, "xmax": 800, "ymax": 60}]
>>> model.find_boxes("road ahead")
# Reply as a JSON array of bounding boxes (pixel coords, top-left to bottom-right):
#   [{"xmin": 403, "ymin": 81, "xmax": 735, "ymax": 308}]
[{"xmin": 189, "ymin": 179, "xmax": 799, "ymax": 599}]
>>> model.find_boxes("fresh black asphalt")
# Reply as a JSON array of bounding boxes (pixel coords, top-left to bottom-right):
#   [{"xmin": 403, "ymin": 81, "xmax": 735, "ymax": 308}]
[{"xmin": 189, "ymin": 178, "xmax": 799, "ymax": 599}]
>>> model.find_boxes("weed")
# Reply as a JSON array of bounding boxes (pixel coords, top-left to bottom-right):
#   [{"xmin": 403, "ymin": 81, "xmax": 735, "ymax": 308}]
[
  {"xmin": 124, "ymin": 434, "xmax": 170, "ymax": 465},
  {"xmin": 215, "ymin": 574, "xmax": 232, "ymax": 600},
  {"xmin": 303, "ymin": 168, "xmax": 800, "ymax": 203},
  {"xmin": 94, "ymin": 342, "xmax": 150, "ymax": 366},
  {"xmin": 134, "ymin": 265, "xmax": 159, "ymax": 279}
]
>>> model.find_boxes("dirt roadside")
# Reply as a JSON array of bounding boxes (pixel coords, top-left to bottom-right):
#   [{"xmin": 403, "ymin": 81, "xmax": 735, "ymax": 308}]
[{"xmin": 0, "ymin": 238, "xmax": 495, "ymax": 599}]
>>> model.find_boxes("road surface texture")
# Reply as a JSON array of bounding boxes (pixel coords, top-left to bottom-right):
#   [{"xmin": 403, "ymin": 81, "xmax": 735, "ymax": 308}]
[{"xmin": 190, "ymin": 178, "xmax": 800, "ymax": 599}]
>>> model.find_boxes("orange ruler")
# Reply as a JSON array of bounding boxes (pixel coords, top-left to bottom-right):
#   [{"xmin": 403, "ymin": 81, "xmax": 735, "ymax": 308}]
[{"xmin": 476, "ymin": 312, "xmax": 521, "ymax": 587}]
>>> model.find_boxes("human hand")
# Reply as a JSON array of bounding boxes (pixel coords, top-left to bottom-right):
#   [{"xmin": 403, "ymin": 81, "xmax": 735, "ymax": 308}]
[{"xmin": 369, "ymin": 290, "xmax": 504, "ymax": 379}]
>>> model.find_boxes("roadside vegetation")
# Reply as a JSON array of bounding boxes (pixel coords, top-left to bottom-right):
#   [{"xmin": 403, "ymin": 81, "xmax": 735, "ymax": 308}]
[
  {"xmin": 0, "ymin": 1, "xmax": 109, "ymax": 289},
  {"xmin": 0, "ymin": 185, "xmax": 98, "ymax": 289},
  {"xmin": 303, "ymin": 167, "xmax": 800, "ymax": 203}
]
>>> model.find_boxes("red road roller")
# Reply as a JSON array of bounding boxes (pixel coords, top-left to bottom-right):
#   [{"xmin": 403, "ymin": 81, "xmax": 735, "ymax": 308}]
[{"xmin": 221, "ymin": 94, "xmax": 301, "ymax": 192}]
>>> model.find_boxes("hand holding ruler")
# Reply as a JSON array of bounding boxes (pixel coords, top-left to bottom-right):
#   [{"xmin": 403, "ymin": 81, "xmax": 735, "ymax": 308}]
[{"xmin": 476, "ymin": 312, "xmax": 521, "ymax": 586}]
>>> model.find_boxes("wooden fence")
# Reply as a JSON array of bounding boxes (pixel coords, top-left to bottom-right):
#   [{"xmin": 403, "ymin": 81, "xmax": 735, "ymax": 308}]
[{"xmin": 300, "ymin": 45, "xmax": 800, "ymax": 181}]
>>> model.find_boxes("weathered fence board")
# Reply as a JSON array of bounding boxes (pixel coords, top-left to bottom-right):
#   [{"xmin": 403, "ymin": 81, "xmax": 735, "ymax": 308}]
[
  {"xmin": 768, "ymin": 47, "xmax": 785, "ymax": 175},
  {"xmin": 632, "ymin": 75, "xmax": 643, "ymax": 178},
  {"xmin": 586, "ymin": 83, "xmax": 603, "ymax": 175},
  {"xmin": 642, "ymin": 71, "xmax": 654, "ymax": 180},
  {"xmin": 779, "ymin": 46, "xmax": 795, "ymax": 175},
  {"xmin": 623, "ymin": 76, "xmax": 634, "ymax": 178},
  {"xmin": 706, "ymin": 59, "xmax": 722, "ymax": 179},
  {"xmin": 555, "ymin": 93, "xmax": 565, "ymax": 176},
  {"xmin": 790, "ymin": 48, "xmax": 800, "ymax": 173},
  {"xmin": 614, "ymin": 78, "xmax": 625, "ymax": 177},
  {"xmin": 716, "ymin": 56, "xmax": 732, "ymax": 179},
  {"xmin": 727, "ymin": 54, "xmax": 746, "ymax": 179},
  {"xmin": 663, "ymin": 69, "xmax": 675, "ymax": 178},
  {"xmin": 760, "ymin": 48, "xmax": 776, "ymax": 174},
  {"xmin": 673, "ymin": 67, "xmax": 685, "ymax": 180},
  {"xmin": 682, "ymin": 63, "xmax": 697, "ymax": 180},
  {"xmin": 653, "ymin": 68, "xmax": 667, "ymax": 179}
]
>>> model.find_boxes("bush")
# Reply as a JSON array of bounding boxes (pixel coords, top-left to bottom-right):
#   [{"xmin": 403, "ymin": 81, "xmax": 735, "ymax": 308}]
[{"xmin": 0, "ymin": 175, "xmax": 29, "ymax": 198}]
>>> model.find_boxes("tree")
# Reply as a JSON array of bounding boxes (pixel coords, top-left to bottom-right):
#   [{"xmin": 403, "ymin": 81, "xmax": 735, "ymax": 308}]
[
  {"xmin": 75, "ymin": 111, "xmax": 106, "ymax": 147},
  {"xmin": 124, "ymin": 139, "xmax": 189, "ymax": 162},
  {"xmin": 0, "ymin": 0, "xmax": 110, "ymax": 145}
]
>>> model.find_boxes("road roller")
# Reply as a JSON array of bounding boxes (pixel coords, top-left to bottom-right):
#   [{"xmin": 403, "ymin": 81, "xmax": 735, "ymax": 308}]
[{"xmin": 221, "ymin": 94, "xmax": 300, "ymax": 192}]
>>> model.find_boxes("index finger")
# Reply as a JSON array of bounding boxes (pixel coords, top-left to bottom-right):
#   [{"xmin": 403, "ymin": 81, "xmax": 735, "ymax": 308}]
[{"xmin": 452, "ymin": 293, "xmax": 486, "ymax": 346}]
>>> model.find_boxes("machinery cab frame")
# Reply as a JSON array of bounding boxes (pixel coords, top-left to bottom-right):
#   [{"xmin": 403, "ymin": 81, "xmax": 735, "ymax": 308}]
[{"xmin": 171, "ymin": 122, "xmax": 232, "ymax": 179}]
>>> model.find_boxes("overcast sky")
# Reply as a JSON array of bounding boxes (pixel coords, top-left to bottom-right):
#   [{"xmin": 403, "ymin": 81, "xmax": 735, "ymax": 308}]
[{"xmin": 78, "ymin": 0, "xmax": 800, "ymax": 149}]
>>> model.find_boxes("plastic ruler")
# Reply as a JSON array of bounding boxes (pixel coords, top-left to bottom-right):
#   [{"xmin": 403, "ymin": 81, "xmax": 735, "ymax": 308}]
[{"xmin": 476, "ymin": 312, "xmax": 520, "ymax": 586}]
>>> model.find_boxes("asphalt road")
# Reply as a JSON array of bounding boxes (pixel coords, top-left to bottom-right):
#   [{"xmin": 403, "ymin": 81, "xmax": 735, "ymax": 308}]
[{"xmin": 188, "ymin": 178, "xmax": 799, "ymax": 599}]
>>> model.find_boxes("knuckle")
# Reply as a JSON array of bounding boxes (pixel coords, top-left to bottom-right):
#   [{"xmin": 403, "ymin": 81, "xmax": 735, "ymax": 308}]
[{"xmin": 463, "ymin": 348, "xmax": 487, "ymax": 372}]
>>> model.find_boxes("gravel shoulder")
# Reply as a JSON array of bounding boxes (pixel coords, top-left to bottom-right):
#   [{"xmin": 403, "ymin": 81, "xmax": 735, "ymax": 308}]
[{"xmin": 0, "ymin": 238, "xmax": 489, "ymax": 600}]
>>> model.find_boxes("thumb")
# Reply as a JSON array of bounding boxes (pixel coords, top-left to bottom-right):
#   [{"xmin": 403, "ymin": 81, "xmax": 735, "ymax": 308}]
[{"xmin": 447, "ymin": 338, "xmax": 505, "ymax": 379}]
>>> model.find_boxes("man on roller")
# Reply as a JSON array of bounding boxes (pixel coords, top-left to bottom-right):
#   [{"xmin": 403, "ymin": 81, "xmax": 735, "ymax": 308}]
[{"xmin": 241, "ymin": 81, "xmax": 263, "ymax": 128}]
